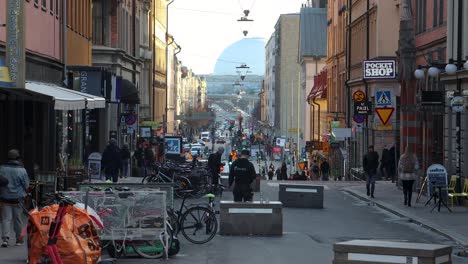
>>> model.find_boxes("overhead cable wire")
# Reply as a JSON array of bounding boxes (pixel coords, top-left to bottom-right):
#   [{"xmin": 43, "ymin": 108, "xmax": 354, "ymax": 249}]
[{"xmin": 172, "ymin": 7, "xmax": 237, "ymax": 16}]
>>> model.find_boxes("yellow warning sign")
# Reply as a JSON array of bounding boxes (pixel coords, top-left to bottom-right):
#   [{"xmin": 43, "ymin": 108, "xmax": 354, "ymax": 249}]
[
  {"xmin": 375, "ymin": 107, "xmax": 394, "ymax": 125},
  {"xmin": 377, "ymin": 125, "xmax": 393, "ymax": 131}
]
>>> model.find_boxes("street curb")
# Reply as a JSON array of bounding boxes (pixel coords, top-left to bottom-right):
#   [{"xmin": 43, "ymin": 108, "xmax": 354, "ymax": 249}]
[{"xmin": 343, "ymin": 188, "xmax": 468, "ymax": 248}]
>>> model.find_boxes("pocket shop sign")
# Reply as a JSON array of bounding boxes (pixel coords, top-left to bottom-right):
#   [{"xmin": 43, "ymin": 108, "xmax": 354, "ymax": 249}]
[
  {"xmin": 363, "ymin": 60, "xmax": 396, "ymax": 79},
  {"xmin": 354, "ymin": 101, "xmax": 372, "ymax": 115}
]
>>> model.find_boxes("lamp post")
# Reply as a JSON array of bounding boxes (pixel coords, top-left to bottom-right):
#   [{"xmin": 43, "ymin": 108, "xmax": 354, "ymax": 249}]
[{"xmin": 415, "ymin": 59, "xmax": 468, "ymax": 193}]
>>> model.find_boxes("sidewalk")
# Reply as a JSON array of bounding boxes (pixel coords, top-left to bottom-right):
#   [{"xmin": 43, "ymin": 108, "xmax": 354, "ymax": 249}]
[{"xmin": 343, "ymin": 181, "xmax": 468, "ymax": 247}]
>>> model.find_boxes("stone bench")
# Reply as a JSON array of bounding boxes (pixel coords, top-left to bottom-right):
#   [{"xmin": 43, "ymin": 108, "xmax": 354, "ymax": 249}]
[
  {"xmin": 333, "ymin": 240, "xmax": 452, "ymax": 264},
  {"xmin": 278, "ymin": 184, "xmax": 324, "ymax": 208},
  {"xmin": 219, "ymin": 201, "xmax": 282, "ymax": 236}
]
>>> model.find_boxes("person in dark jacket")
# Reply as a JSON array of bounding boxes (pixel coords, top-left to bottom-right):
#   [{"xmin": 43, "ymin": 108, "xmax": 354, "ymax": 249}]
[
  {"xmin": 363, "ymin": 145, "xmax": 379, "ymax": 198},
  {"xmin": 229, "ymin": 149, "xmax": 256, "ymax": 202},
  {"xmin": 0, "ymin": 149, "xmax": 29, "ymax": 247},
  {"xmin": 101, "ymin": 139, "xmax": 122, "ymax": 183},
  {"xmin": 268, "ymin": 163, "xmax": 275, "ymax": 180},
  {"xmin": 208, "ymin": 147, "xmax": 224, "ymax": 188},
  {"xmin": 121, "ymin": 144, "xmax": 131, "ymax": 178},
  {"xmin": 280, "ymin": 162, "xmax": 288, "ymax": 180},
  {"xmin": 320, "ymin": 159, "xmax": 330, "ymax": 181},
  {"xmin": 133, "ymin": 144, "xmax": 146, "ymax": 177}
]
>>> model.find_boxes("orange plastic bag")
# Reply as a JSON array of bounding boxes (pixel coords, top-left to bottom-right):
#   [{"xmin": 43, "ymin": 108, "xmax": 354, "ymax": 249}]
[{"xmin": 27, "ymin": 204, "xmax": 101, "ymax": 264}]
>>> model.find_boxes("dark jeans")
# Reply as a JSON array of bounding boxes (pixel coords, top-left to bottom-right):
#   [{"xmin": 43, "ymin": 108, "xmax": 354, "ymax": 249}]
[
  {"xmin": 233, "ymin": 184, "xmax": 253, "ymax": 202},
  {"xmin": 402, "ymin": 180, "xmax": 415, "ymax": 206},
  {"xmin": 366, "ymin": 172, "xmax": 377, "ymax": 196},
  {"xmin": 105, "ymin": 172, "xmax": 119, "ymax": 183}
]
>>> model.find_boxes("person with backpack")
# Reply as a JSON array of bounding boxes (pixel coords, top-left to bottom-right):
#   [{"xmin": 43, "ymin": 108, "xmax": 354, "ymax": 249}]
[
  {"xmin": 398, "ymin": 144, "xmax": 419, "ymax": 207},
  {"xmin": 0, "ymin": 149, "xmax": 29, "ymax": 247}
]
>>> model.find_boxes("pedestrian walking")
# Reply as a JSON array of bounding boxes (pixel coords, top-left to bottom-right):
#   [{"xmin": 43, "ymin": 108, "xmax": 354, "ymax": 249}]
[
  {"xmin": 0, "ymin": 149, "xmax": 30, "ymax": 247},
  {"xmin": 380, "ymin": 146, "xmax": 390, "ymax": 180},
  {"xmin": 101, "ymin": 139, "xmax": 122, "ymax": 183},
  {"xmin": 275, "ymin": 168, "xmax": 280, "ymax": 180},
  {"xmin": 120, "ymin": 144, "xmax": 131, "ymax": 178},
  {"xmin": 268, "ymin": 163, "xmax": 275, "ymax": 180},
  {"xmin": 208, "ymin": 147, "xmax": 225, "ymax": 189},
  {"xmin": 310, "ymin": 160, "xmax": 320, "ymax": 180},
  {"xmin": 398, "ymin": 145, "xmax": 419, "ymax": 207},
  {"xmin": 363, "ymin": 145, "xmax": 379, "ymax": 198},
  {"xmin": 133, "ymin": 143, "xmax": 146, "ymax": 177},
  {"xmin": 320, "ymin": 159, "xmax": 330, "ymax": 181},
  {"xmin": 388, "ymin": 144, "xmax": 397, "ymax": 183},
  {"xmin": 228, "ymin": 149, "xmax": 256, "ymax": 202},
  {"xmin": 280, "ymin": 161, "xmax": 288, "ymax": 180}
]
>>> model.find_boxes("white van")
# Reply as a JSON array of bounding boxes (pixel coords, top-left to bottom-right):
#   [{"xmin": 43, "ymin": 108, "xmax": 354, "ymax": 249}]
[{"xmin": 200, "ymin": 131, "xmax": 211, "ymax": 142}]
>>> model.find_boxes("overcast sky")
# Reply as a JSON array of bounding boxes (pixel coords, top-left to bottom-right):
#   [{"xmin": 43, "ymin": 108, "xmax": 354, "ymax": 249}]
[{"xmin": 169, "ymin": 0, "xmax": 305, "ymax": 75}]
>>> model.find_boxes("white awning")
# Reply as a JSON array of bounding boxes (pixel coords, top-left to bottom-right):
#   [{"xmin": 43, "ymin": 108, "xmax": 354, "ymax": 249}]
[{"xmin": 25, "ymin": 82, "xmax": 106, "ymax": 110}]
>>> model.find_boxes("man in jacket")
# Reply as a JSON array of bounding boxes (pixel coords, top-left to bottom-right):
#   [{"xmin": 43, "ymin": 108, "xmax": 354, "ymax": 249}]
[
  {"xmin": 363, "ymin": 145, "xmax": 379, "ymax": 198},
  {"xmin": 208, "ymin": 147, "xmax": 224, "ymax": 188},
  {"xmin": 101, "ymin": 139, "xmax": 122, "ymax": 183},
  {"xmin": 229, "ymin": 149, "xmax": 256, "ymax": 202},
  {"xmin": 0, "ymin": 149, "xmax": 29, "ymax": 247}
]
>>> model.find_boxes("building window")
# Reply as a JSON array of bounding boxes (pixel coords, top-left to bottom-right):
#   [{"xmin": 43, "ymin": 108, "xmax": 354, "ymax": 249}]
[
  {"xmin": 416, "ymin": 0, "xmax": 427, "ymax": 34},
  {"xmin": 42, "ymin": 0, "xmax": 46, "ymax": 11},
  {"xmin": 433, "ymin": 0, "xmax": 438, "ymax": 28},
  {"xmin": 56, "ymin": 0, "xmax": 59, "ymax": 18},
  {"xmin": 50, "ymin": 0, "xmax": 53, "ymax": 14},
  {"xmin": 34, "ymin": 0, "xmax": 38, "ymax": 7},
  {"xmin": 439, "ymin": 0, "xmax": 444, "ymax": 25}
]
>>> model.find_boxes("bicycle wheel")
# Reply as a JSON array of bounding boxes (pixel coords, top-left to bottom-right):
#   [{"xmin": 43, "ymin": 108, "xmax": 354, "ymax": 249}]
[
  {"xmin": 174, "ymin": 176, "xmax": 191, "ymax": 198},
  {"xmin": 132, "ymin": 228, "xmax": 173, "ymax": 259},
  {"xmin": 107, "ymin": 241, "xmax": 124, "ymax": 258},
  {"xmin": 180, "ymin": 206, "xmax": 217, "ymax": 244}
]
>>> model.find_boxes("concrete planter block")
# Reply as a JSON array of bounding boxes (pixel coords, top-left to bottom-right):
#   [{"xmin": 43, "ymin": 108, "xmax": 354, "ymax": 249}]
[
  {"xmin": 278, "ymin": 184, "xmax": 324, "ymax": 208},
  {"xmin": 219, "ymin": 201, "xmax": 283, "ymax": 236},
  {"xmin": 333, "ymin": 240, "xmax": 452, "ymax": 264}
]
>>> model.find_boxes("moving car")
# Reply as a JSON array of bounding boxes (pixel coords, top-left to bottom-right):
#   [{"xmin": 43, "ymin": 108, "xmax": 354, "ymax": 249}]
[
  {"xmin": 216, "ymin": 136, "xmax": 226, "ymax": 144},
  {"xmin": 200, "ymin": 131, "xmax": 210, "ymax": 142}
]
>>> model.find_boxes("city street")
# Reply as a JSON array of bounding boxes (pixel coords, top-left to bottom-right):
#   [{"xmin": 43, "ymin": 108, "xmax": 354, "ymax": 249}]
[
  {"xmin": 2, "ymin": 179, "xmax": 466, "ymax": 263},
  {"xmin": 107, "ymin": 180, "xmax": 467, "ymax": 263}
]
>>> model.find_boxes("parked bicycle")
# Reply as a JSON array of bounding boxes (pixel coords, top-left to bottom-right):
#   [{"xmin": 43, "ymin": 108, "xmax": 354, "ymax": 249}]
[{"xmin": 167, "ymin": 189, "xmax": 221, "ymax": 244}]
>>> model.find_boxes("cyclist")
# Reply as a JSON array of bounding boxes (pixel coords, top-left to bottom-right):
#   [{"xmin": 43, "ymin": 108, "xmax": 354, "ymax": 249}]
[
  {"xmin": 228, "ymin": 149, "xmax": 256, "ymax": 202},
  {"xmin": 208, "ymin": 147, "xmax": 224, "ymax": 191}
]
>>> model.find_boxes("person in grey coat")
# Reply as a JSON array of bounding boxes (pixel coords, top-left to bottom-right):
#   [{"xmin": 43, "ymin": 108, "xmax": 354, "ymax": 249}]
[
  {"xmin": 0, "ymin": 149, "xmax": 29, "ymax": 247},
  {"xmin": 398, "ymin": 145, "xmax": 419, "ymax": 207}
]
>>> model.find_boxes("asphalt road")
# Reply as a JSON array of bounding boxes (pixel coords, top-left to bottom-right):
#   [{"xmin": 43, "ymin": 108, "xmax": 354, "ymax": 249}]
[{"xmin": 113, "ymin": 181, "xmax": 463, "ymax": 264}]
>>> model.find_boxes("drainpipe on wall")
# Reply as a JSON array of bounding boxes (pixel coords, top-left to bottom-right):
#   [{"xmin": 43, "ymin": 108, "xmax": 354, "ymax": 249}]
[
  {"xmin": 164, "ymin": 0, "xmax": 175, "ymax": 135},
  {"xmin": 363, "ymin": 0, "xmax": 370, "ymax": 152},
  {"xmin": 312, "ymin": 98, "xmax": 321, "ymax": 142},
  {"xmin": 345, "ymin": 0, "xmax": 353, "ymax": 171},
  {"xmin": 62, "ymin": 0, "xmax": 67, "ymax": 85}
]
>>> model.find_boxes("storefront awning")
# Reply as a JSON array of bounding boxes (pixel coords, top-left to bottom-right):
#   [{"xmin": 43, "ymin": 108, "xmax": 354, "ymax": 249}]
[
  {"xmin": 120, "ymin": 79, "xmax": 140, "ymax": 104},
  {"xmin": 307, "ymin": 69, "xmax": 328, "ymax": 101},
  {"xmin": 25, "ymin": 81, "xmax": 106, "ymax": 110}
]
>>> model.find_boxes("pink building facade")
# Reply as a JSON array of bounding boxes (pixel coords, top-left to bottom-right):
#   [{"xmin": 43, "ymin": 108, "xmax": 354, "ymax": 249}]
[{"xmin": 0, "ymin": 0, "xmax": 63, "ymax": 84}]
